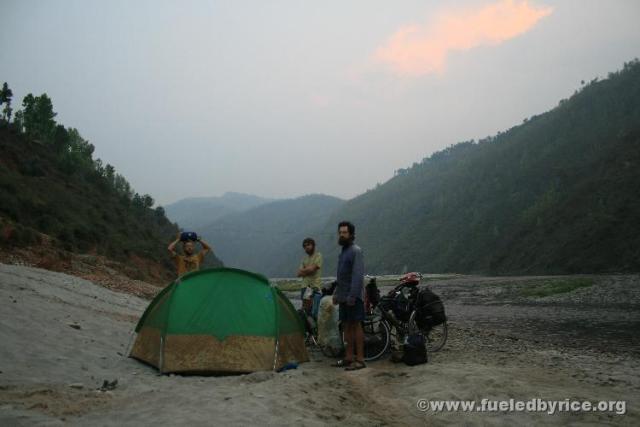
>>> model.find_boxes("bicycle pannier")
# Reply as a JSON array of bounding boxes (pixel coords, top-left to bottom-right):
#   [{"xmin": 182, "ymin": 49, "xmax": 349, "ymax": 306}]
[{"xmin": 415, "ymin": 288, "xmax": 446, "ymax": 329}]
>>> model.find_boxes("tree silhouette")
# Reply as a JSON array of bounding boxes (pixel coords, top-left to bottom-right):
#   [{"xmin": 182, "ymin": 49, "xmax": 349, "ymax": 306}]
[
  {"xmin": 0, "ymin": 82, "xmax": 13, "ymax": 123},
  {"xmin": 53, "ymin": 124, "xmax": 69, "ymax": 153},
  {"xmin": 21, "ymin": 93, "xmax": 57, "ymax": 143}
]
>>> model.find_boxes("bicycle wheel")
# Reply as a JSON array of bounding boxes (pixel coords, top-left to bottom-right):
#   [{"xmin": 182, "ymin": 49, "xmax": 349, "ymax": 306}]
[
  {"xmin": 425, "ymin": 321, "xmax": 447, "ymax": 353},
  {"xmin": 363, "ymin": 318, "xmax": 391, "ymax": 361}
]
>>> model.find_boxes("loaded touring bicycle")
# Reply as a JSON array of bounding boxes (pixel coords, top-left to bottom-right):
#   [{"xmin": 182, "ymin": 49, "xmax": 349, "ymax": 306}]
[{"xmin": 300, "ymin": 273, "xmax": 448, "ymax": 362}]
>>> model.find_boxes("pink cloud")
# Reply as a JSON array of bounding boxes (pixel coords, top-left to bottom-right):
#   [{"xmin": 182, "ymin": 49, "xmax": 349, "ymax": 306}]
[
  {"xmin": 309, "ymin": 93, "xmax": 330, "ymax": 108},
  {"xmin": 374, "ymin": 0, "xmax": 553, "ymax": 76}
]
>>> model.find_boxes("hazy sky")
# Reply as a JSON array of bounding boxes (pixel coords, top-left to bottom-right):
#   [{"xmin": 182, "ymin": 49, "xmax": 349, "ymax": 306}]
[{"xmin": 2, "ymin": 1, "xmax": 639, "ymax": 205}]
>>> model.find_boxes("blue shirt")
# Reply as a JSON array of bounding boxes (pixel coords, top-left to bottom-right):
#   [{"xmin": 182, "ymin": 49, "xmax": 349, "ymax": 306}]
[{"xmin": 335, "ymin": 243, "xmax": 364, "ymax": 303}]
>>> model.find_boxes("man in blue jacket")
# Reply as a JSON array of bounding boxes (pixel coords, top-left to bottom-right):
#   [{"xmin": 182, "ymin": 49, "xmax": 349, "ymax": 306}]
[{"xmin": 332, "ymin": 221, "xmax": 366, "ymax": 370}]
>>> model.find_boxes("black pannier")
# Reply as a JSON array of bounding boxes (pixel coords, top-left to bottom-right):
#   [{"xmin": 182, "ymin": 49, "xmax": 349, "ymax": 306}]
[
  {"xmin": 402, "ymin": 333, "xmax": 428, "ymax": 366},
  {"xmin": 415, "ymin": 288, "xmax": 446, "ymax": 329}
]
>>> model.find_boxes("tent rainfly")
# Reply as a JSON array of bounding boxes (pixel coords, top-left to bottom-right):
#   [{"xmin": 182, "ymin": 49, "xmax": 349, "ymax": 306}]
[{"xmin": 130, "ymin": 268, "xmax": 309, "ymax": 374}]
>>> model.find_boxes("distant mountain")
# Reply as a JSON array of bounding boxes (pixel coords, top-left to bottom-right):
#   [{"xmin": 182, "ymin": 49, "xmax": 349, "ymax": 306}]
[
  {"xmin": 316, "ymin": 60, "xmax": 640, "ymax": 275},
  {"xmin": 164, "ymin": 192, "xmax": 274, "ymax": 231},
  {"xmin": 200, "ymin": 194, "xmax": 344, "ymax": 277}
]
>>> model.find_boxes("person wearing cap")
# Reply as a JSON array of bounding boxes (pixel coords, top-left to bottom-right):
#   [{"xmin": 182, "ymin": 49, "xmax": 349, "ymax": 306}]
[{"xmin": 167, "ymin": 232, "xmax": 213, "ymax": 277}]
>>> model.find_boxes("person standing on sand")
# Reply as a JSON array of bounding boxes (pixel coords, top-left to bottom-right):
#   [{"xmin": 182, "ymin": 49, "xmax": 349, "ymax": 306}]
[
  {"xmin": 297, "ymin": 237, "xmax": 323, "ymax": 318},
  {"xmin": 332, "ymin": 221, "xmax": 366, "ymax": 371},
  {"xmin": 167, "ymin": 232, "xmax": 213, "ymax": 277}
]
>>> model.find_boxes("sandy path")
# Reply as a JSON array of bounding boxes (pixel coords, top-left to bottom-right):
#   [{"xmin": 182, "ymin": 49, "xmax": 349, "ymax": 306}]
[{"xmin": 1, "ymin": 264, "xmax": 638, "ymax": 425}]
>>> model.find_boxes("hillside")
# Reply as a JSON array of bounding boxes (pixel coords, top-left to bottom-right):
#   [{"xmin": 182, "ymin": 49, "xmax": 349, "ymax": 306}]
[
  {"xmin": 0, "ymin": 125, "xmax": 222, "ymax": 283},
  {"xmin": 164, "ymin": 192, "xmax": 274, "ymax": 231},
  {"xmin": 200, "ymin": 194, "xmax": 344, "ymax": 277},
  {"xmin": 316, "ymin": 60, "xmax": 640, "ymax": 275},
  {"xmin": 6, "ymin": 60, "xmax": 637, "ymax": 280}
]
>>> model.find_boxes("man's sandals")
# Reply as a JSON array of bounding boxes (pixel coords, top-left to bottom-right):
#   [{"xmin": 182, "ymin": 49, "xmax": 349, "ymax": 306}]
[{"xmin": 331, "ymin": 359, "xmax": 366, "ymax": 370}]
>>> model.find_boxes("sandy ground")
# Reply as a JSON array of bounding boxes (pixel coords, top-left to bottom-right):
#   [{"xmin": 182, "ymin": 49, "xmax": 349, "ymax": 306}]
[{"xmin": 1, "ymin": 263, "xmax": 639, "ymax": 426}]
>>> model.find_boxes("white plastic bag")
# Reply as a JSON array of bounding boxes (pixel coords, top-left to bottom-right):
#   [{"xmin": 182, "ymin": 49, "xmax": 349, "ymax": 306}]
[{"xmin": 317, "ymin": 296, "xmax": 343, "ymax": 356}]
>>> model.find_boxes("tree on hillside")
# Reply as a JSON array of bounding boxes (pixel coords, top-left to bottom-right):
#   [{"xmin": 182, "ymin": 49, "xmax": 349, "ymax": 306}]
[
  {"xmin": 132, "ymin": 193, "xmax": 155, "ymax": 210},
  {"xmin": 21, "ymin": 93, "xmax": 57, "ymax": 143},
  {"xmin": 114, "ymin": 173, "xmax": 133, "ymax": 201},
  {"xmin": 53, "ymin": 124, "xmax": 69, "ymax": 153},
  {"xmin": 0, "ymin": 82, "xmax": 13, "ymax": 123},
  {"xmin": 57, "ymin": 127, "xmax": 95, "ymax": 174},
  {"xmin": 13, "ymin": 110, "xmax": 24, "ymax": 131},
  {"xmin": 104, "ymin": 164, "xmax": 116, "ymax": 188},
  {"xmin": 67, "ymin": 128, "xmax": 93, "ymax": 158},
  {"xmin": 21, "ymin": 94, "xmax": 37, "ymax": 134},
  {"xmin": 143, "ymin": 194, "xmax": 155, "ymax": 209}
]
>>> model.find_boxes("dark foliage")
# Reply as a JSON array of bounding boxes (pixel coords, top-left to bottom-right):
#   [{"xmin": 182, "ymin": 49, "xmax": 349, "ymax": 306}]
[
  {"xmin": 316, "ymin": 59, "xmax": 640, "ymax": 275},
  {"xmin": 0, "ymin": 86, "xmax": 223, "ymax": 277}
]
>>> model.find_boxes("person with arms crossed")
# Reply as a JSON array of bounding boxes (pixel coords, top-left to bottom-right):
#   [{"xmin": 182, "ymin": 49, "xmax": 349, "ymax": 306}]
[{"xmin": 297, "ymin": 237, "xmax": 323, "ymax": 318}]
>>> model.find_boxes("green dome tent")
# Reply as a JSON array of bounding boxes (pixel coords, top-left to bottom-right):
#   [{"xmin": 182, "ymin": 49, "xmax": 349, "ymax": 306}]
[{"xmin": 130, "ymin": 268, "xmax": 309, "ymax": 374}]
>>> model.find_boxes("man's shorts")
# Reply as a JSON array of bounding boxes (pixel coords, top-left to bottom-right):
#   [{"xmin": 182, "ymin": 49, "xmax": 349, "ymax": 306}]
[{"xmin": 339, "ymin": 299, "xmax": 365, "ymax": 322}]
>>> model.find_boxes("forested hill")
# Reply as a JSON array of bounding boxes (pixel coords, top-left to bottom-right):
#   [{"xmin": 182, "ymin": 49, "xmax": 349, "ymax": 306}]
[
  {"xmin": 0, "ymin": 89, "xmax": 222, "ymax": 283},
  {"xmin": 200, "ymin": 194, "xmax": 344, "ymax": 277},
  {"xmin": 317, "ymin": 60, "xmax": 640, "ymax": 275}
]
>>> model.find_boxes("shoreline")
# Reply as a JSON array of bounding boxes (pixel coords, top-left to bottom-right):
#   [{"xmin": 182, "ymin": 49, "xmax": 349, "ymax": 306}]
[{"xmin": 1, "ymin": 263, "xmax": 638, "ymax": 425}]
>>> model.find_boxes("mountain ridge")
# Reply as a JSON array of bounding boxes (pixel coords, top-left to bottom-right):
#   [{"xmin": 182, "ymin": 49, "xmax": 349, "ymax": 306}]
[
  {"xmin": 315, "ymin": 59, "xmax": 640, "ymax": 275},
  {"xmin": 164, "ymin": 192, "xmax": 274, "ymax": 231},
  {"xmin": 200, "ymin": 193, "xmax": 344, "ymax": 276}
]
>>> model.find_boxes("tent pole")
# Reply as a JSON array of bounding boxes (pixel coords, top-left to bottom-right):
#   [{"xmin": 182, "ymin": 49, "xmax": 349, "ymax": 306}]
[
  {"xmin": 123, "ymin": 330, "xmax": 136, "ymax": 358},
  {"xmin": 159, "ymin": 335, "xmax": 165, "ymax": 373},
  {"xmin": 272, "ymin": 288, "xmax": 280, "ymax": 371}
]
